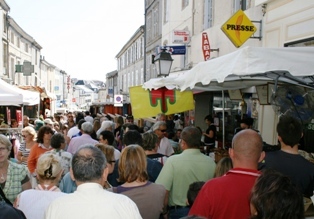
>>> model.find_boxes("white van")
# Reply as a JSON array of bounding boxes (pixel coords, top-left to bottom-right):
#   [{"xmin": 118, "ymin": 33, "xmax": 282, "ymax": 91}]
[{"xmin": 56, "ymin": 108, "xmax": 68, "ymax": 114}]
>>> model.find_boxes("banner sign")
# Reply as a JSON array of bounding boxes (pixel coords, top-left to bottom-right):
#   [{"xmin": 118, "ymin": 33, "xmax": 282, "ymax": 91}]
[{"xmin": 129, "ymin": 86, "xmax": 194, "ymax": 119}]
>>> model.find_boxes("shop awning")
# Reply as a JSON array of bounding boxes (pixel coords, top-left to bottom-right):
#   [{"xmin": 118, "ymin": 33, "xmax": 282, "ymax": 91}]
[
  {"xmin": 143, "ymin": 46, "xmax": 314, "ymax": 91},
  {"xmin": 0, "ymin": 79, "xmax": 40, "ymax": 106},
  {"xmin": 19, "ymin": 86, "xmax": 57, "ymax": 100}
]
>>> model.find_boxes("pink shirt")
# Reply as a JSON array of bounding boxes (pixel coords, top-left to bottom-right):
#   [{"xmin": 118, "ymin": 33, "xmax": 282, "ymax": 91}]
[{"xmin": 67, "ymin": 134, "xmax": 99, "ymax": 154}]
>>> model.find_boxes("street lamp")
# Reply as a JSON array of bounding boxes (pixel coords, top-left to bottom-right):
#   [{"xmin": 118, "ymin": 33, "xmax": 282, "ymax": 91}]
[{"xmin": 153, "ymin": 48, "xmax": 173, "ymax": 77}]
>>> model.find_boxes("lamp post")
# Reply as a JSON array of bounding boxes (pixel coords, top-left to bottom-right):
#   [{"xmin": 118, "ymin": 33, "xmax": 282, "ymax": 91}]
[{"xmin": 153, "ymin": 48, "xmax": 174, "ymax": 77}]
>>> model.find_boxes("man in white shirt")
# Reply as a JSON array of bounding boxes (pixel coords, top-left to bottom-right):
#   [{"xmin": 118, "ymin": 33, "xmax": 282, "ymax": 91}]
[
  {"xmin": 153, "ymin": 121, "xmax": 174, "ymax": 156},
  {"xmin": 45, "ymin": 145, "xmax": 142, "ymax": 219}
]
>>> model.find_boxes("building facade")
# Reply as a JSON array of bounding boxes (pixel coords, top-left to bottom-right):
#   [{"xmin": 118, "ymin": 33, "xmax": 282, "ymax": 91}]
[
  {"xmin": 116, "ymin": 25, "xmax": 145, "ymax": 103},
  {"xmin": 142, "ymin": 0, "xmax": 314, "ymax": 145}
]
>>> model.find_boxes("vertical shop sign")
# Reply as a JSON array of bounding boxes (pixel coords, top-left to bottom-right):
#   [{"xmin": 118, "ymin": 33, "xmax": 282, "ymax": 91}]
[
  {"xmin": 16, "ymin": 110, "xmax": 22, "ymax": 126},
  {"xmin": 67, "ymin": 76, "xmax": 71, "ymax": 93},
  {"xmin": 202, "ymin": 32, "xmax": 211, "ymax": 61}
]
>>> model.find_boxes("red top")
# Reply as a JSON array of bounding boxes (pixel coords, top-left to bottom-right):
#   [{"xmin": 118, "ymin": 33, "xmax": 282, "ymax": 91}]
[{"xmin": 189, "ymin": 168, "xmax": 260, "ymax": 219}]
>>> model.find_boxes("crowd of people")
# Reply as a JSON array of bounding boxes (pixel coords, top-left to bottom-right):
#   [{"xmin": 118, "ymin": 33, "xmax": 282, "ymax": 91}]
[{"xmin": 0, "ymin": 111, "xmax": 311, "ymax": 219}]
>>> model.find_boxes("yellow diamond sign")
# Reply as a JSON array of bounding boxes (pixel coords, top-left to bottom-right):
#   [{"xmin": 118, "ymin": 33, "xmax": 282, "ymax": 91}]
[{"xmin": 221, "ymin": 10, "xmax": 257, "ymax": 48}]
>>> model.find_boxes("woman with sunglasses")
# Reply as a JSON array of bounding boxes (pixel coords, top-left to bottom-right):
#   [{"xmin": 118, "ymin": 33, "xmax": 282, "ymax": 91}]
[
  {"xmin": 94, "ymin": 143, "xmax": 116, "ymax": 189},
  {"xmin": 17, "ymin": 127, "xmax": 37, "ymax": 166}
]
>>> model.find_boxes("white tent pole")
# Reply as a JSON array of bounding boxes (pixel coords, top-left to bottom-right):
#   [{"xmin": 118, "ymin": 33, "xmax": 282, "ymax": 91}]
[
  {"xmin": 38, "ymin": 100, "xmax": 40, "ymax": 119},
  {"xmin": 222, "ymin": 91, "xmax": 225, "ymax": 149}
]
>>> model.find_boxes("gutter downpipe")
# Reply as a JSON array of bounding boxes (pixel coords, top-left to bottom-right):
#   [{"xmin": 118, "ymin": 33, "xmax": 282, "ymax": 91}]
[{"xmin": 143, "ymin": 0, "xmax": 156, "ymax": 83}]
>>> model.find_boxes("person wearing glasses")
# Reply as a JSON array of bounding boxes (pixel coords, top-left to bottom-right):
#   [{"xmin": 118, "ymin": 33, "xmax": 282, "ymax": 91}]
[
  {"xmin": 17, "ymin": 127, "xmax": 37, "ymax": 166},
  {"xmin": 0, "ymin": 134, "xmax": 31, "ymax": 204},
  {"xmin": 152, "ymin": 121, "xmax": 174, "ymax": 157},
  {"xmin": 94, "ymin": 144, "xmax": 116, "ymax": 189}
]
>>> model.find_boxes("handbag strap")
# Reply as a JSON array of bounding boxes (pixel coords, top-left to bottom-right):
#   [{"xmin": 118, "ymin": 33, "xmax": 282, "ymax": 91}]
[{"xmin": 0, "ymin": 186, "xmax": 12, "ymax": 206}]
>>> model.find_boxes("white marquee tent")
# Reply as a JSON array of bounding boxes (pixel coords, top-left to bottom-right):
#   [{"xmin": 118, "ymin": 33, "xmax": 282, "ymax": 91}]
[
  {"xmin": 143, "ymin": 46, "xmax": 314, "ymax": 147},
  {"xmin": 0, "ymin": 79, "xmax": 40, "ymax": 106},
  {"xmin": 143, "ymin": 46, "xmax": 314, "ymax": 91}
]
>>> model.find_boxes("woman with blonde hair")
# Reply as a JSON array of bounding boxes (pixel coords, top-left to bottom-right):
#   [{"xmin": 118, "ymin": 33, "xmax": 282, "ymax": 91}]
[
  {"xmin": 14, "ymin": 153, "xmax": 66, "ymax": 219},
  {"xmin": 214, "ymin": 157, "xmax": 233, "ymax": 178},
  {"xmin": 112, "ymin": 144, "xmax": 166, "ymax": 219},
  {"xmin": 17, "ymin": 126, "xmax": 37, "ymax": 166}
]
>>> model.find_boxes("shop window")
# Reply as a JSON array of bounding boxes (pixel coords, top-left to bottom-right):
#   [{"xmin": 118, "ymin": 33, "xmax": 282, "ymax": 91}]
[
  {"xmin": 234, "ymin": 0, "xmax": 250, "ymax": 12},
  {"xmin": 204, "ymin": 0, "xmax": 213, "ymax": 29}
]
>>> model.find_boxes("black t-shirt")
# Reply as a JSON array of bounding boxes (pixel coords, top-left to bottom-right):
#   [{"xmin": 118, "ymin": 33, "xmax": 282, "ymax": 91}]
[
  {"xmin": 260, "ymin": 150, "xmax": 314, "ymax": 198},
  {"xmin": 204, "ymin": 124, "xmax": 216, "ymax": 145}
]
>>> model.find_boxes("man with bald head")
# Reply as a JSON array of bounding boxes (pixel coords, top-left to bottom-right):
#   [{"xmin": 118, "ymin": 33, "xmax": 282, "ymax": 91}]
[{"xmin": 189, "ymin": 129, "xmax": 265, "ymax": 219}]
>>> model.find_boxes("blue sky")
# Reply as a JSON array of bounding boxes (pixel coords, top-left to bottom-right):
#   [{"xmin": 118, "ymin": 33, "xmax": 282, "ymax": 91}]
[{"xmin": 6, "ymin": 0, "xmax": 144, "ymax": 81}]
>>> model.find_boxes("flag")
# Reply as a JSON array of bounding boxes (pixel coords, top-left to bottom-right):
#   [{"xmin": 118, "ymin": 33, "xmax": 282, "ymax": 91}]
[{"xmin": 129, "ymin": 86, "xmax": 194, "ymax": 119}]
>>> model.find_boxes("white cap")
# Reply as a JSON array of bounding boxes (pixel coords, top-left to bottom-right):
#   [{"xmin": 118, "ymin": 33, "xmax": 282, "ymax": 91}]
[{"xmin": 44, "ymin": 118, "xmax": 53, "ymax": 125}]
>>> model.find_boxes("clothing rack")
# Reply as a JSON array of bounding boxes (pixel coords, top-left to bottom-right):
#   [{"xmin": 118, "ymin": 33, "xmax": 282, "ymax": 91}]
[
  {"xmin": 0, "ymin": 128, "xmax": 22, "ymax": 138},
  {"xmin": 0, "ymin": 128, "xmax": 23, "ymax": 159}
]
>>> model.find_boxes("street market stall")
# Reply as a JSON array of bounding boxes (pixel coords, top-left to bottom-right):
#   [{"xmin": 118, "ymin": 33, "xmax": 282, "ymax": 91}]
[
  {"xmin": 0, "ymin": 79, "xmax": 39, "ymax": 106},
  {"xmin": 0, "ymin": 79, "xmax": 40, "ymax": 160},
  {"xmin": 143, "ymin": 46, "xmax": 314, "ymax": 148}
]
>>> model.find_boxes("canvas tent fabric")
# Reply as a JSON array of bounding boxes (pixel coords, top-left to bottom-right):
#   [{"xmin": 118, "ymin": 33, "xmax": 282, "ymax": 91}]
[
  {"xmin": 143, "ymin": 46, "xmax": 314, "ymax": 91},
  {"xmin": 0, "ymin": 79, "xmax": 39, "ymax": 106},
  {"xmin": 18, "ymin": 86, "xmax": 57, "ymax": 100}
]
